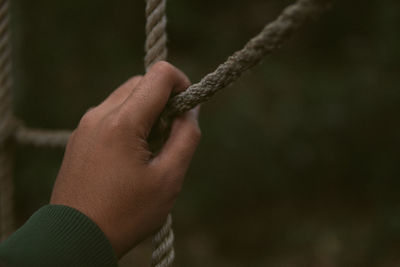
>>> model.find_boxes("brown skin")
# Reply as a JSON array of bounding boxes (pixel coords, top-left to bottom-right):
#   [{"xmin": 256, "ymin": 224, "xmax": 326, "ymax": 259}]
[{"xmin": 50, "ymin": 61, "xmax": 201, "ymax": 258}]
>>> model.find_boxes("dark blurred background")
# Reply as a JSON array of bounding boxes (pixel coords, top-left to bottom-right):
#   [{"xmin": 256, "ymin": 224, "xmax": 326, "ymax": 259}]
[{"xmin": 9, "ymin": 0, "xmax": 400, "ymax": 266}]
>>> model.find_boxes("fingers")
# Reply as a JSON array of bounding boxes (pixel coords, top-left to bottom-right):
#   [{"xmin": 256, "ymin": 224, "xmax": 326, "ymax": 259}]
[
  {"xmin": 153, "ymin": 106, "xmax": 201, "ymax": 177},
  {"xmin": 98, "ymin": 76, "xmax": 143, "ymax": 113},
  {"xmin": 121, "ymin": 61, "xmax": 191, "ymax": 134}
]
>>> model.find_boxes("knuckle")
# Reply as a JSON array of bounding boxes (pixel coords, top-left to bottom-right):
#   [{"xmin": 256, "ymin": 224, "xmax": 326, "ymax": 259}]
[
  {"xmin": 79, "ymin": 108, "xmax": 98, "ymax": 127},
  {"xmin": 102, "ymin": 107, "xmax": 144, "ymax": 141},
  {"xmin": 133, "ymin": 74, "xmax": 143, "ymax": 80},
  {"xmin": 118, "ymin": 104, "xmax": 151, "ymax": 135},
  {"xmin": 98, "ymin": 115, "xmax": 127, "ymax": 144},
  {"xmin": 105, "ymin": 109, "xmax": 131, "ymax": 133},
  {"xmin": 152, "ymin": 61, "xmax": 176, "ymax": 77},
  {"xmin": 129, "ymin": 75, "xmax": 143, "ymax": 83}
]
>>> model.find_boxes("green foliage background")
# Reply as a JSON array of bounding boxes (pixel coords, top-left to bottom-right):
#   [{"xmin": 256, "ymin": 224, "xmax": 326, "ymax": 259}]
[{"xmin": 9, "ymin": 0, "xmax": 400, "ymax": 266}]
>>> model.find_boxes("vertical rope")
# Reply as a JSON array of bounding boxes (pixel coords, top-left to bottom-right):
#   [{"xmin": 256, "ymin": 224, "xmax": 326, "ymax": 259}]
[
  {"xmin": 0, "ymin": 0, "xmax": 15, "ymax": 241},
  {"xmin": 145, "ymin": 0, "xmax": 167, "ymax": 71},
  {"xmin": 144, "ymin": 0, "xmax": 175, "ymax": 266}
]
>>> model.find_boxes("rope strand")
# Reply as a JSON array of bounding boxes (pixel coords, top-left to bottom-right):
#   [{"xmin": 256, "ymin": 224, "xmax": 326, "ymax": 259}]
[
  {"xmin": 145, "ymin": 0, "xmax": 168, "ymax": 71},
  {"xmin": 144, "ymin": 0, "xmax": 176, "ymax": 266},
  {"xmin": 162, "ymin": 0, "xmax": 331, "ymax": 119}
]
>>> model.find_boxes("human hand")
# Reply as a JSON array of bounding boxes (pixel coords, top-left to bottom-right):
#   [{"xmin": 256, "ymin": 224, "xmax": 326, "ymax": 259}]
[{"xmin": 50, "ymin": 61, "xmax": 201, "ymax": 257}]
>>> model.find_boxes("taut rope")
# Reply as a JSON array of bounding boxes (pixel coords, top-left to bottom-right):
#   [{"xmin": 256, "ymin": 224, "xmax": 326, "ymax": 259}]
[{"xmin": 144, "ymin": 0, "xmax": 175, "ymax": 266}]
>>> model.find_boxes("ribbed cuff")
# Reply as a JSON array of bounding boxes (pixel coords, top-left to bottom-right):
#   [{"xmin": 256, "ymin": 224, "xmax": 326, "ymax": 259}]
[{"xmin": 0, "ymin": 205, "xmax": 118, "ymax": 267}]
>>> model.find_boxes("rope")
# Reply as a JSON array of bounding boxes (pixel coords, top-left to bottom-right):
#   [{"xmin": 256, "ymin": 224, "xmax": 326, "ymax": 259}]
[
  {"xmin": 144, "ymin": 0, "xmax": 175, "ymax": 266},
  {"xmin": 0, "ymin": 0, "xmax": 13, "ymax": 146},
  {"xmin": 0, "ymin": 0, "xmax": 15, "ymax": 241},
  {"xmin": 162, "ymin": 0, "xmax": 331, "ymax": 120},
  {"xmin": 145, "ymin": 1, "xmax": 330, "ymax": 265},
  {"xmin": 151, "ymin": 214, "xmax": 175, "ymax": 267},
  {"xmin": 145, "ymin": 0, "xmax": 168, "ymax": 71},
  {"xmin": 15, "ymin": 125, "xmax": 71, "ymax": 148}
]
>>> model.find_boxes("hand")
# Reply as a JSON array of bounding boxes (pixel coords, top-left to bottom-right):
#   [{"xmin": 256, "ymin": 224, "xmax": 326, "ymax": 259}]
[{"xmin": 50, "ymin": 61, "xmax": 201, "ymax": 257}]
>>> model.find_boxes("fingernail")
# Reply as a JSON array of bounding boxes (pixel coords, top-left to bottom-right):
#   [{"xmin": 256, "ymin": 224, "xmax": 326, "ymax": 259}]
[{"xmin": 192, "ymin": 105, "xmax": 200, "ymax": 119}]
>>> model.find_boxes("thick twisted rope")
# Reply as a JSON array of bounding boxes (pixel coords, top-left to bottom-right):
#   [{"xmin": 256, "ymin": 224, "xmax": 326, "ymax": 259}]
[
  {"xmin": 0, "ymin": 0, "xmax": 15, "ymax": 241},
  {"xmin": 145, "ymin": 0, "xmax": 167, "ymax": 71},
  {"xmin": 151, "ymin": 214, "xmax": 175, "ymax": 267},
  {"xmin": 15, "ymin": 0, "xmax": 330, "ymax": 148},
  {"xmin": 147, "ymin": 1, "xmax": 329, "ymax": 265},
  {"xmin": 0, "ymin": 0, "xmax": 13, "ymax": 146},
  {"xmin": 144, "ymin": 0, "xmax": 176, "ymax": 266},
  {"xmin": 162, "ymin": 0, "xmax": 331, "ymax": 119}
]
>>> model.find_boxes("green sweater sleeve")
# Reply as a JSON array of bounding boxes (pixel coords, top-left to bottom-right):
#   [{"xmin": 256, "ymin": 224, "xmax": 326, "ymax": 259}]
[{"xmin": 0, "ymin": 205, "xmax": 118, "ymax": 267}]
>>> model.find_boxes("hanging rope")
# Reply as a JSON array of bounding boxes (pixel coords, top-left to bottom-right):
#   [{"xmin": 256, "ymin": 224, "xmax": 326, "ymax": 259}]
[
  {"xmin": 144, "ymin": 0, "xmax": 176, "ymax": 266},
  {"xmin": 145, "ymin": 0, "xmax": 168, "ymax": 71},
  {"xmin": 151, "ymin": 214, "xmax": 175, "ymax": 267},
  {"xmin": 0, "ymin": 0, "xmax": 15, "ymax": 241}
]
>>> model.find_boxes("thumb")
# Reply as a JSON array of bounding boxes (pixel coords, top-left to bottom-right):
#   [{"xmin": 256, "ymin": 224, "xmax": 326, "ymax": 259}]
[{"xmin": 153, "ymin": 106, "xmax": 201, "ymax": 175}]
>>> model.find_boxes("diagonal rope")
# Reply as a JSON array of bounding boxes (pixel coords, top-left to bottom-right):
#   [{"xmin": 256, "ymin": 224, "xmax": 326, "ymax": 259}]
[
  {"xmin": 162, "ymin": 0, "xmax": 331, "ymax": 120},
  {"xmin": 14, "ymin": 0, "xmax": 330, "ymax": 148},
  {"xmin": 0, "ymin": 0, "xmax": 15, "ymax": 241}
]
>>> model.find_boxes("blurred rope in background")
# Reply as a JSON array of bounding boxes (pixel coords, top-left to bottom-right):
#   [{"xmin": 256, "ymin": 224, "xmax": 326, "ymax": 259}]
[{"xmin": 0, "ymin": 0, "xmax": 15, "ymax": 241}]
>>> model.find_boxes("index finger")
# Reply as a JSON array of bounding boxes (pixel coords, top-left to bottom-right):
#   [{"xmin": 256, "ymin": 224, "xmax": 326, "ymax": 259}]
[{"xmin": 121, "ymin": 61, "xmax": 190, "ymax": 135}]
